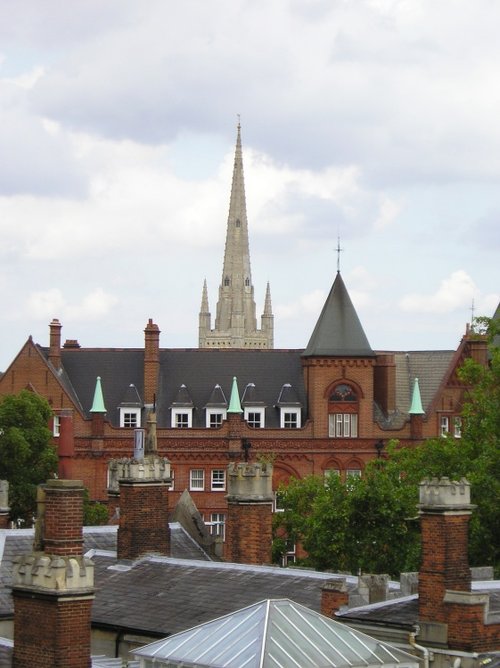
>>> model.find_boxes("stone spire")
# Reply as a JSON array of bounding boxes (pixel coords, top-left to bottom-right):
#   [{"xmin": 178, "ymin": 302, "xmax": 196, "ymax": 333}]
[{"xmin": 198, "ymin": 124, "xmax": 273, "ymax": 349}]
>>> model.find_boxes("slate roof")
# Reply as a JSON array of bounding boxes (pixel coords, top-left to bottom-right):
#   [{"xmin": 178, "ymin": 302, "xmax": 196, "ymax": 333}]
[
  {"xmin": 134, "ymin": 598, "xmax": 419, "ymax": 668},
  {"xmin": 91, "ymin": 554, "xmax": 356, "ymax": 637},
  {"xmin": 338, "ymin": 582, "xmax": 500, "ymax": 630},
  {"xmin": 303, "ymin": 272, "xmax": 375, "ymax": 358},
  {"xmin": 0, "ymin": 524, "xmax": 210, "ymax": 619}
]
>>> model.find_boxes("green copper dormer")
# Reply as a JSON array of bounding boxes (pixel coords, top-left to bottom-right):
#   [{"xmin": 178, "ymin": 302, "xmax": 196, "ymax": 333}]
[
  {"xmin": 227, "ymin": 376, "xmax": 243, "ymax": 413},
  {"xmin": 409, "ymin": 377, "xmax": 425, "ymax": 415},
  {"xmin": 90, "ymin": 376, "xmax": 107, "ymax": 413},
  {"xmin": 302, "ymin": 272, "xmax": 374, "ymax": 358}
]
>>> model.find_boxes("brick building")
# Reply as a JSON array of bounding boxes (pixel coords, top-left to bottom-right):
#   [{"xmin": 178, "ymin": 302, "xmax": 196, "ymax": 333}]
[{"xmin": 0, "ymin": 126, "xmax": 492, "ymax": 549}]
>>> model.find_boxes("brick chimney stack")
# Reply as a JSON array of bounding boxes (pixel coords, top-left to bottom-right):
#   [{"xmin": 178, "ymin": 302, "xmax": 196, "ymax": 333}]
[
  {"xmin": 144, "ymin": 319, "xmax": 160, "ymax": 407},
  {"xmin": 225, "ymin": 462, "xmax": 274, "ymax": 565},
  {"xmin": 57, "ymin": 410, "xmax": 75, "ymax": 479},
  {"xmin": 0, "ymin": 480, "xmax": 10, "ymax": 529},
  {"xmin": 12, "ymin": 480, "xmax": 94, "ymax": 668},
  {"xmin": 111, "ymin": 411, "xmax": 172, "ymax": 559},
  {"xmin": 416, "ymin": 477, "xmax": 500, "ymax": 652},
  {"xmin": 321, "ymin": 578, "xmax": 349, "ymax": 618},
  {"xmin": 48, "ymin": 318, "xmax": 62, "ymax": 369}
]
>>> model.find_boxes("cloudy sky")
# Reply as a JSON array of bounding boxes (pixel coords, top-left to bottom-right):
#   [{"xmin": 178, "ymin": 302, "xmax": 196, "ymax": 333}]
[{"xmin": 1, "ymin": 0, "xmax": 499, "ymax": 370}]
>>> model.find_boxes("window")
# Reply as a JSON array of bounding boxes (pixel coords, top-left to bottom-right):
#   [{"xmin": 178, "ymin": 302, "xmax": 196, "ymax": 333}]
[
  {"xmin": 281, "ymin": 539, "xmax": 296, "ymax": 567},
  {"xmin": 172, "ymin": 409, "xmax": 192, "ymax": 428},
  {"xmin": 324, "ymin": 469, "xmax": 340, "ymax": 484},
  {"xmin": 328, "ymin": 413, "xmax": 358, "ymax": 437},
  {"xmin": 167, "ymin": 469, "xmax": 175, "ymax": 491},
  {"xmin": 209, "ymin": 513, "xmax": 225, "ymax": 540},
  {"xmin": 328, "ymin": 383, "xmax": 359, "ymax": 438},
  {"xmin": 120, "ymin": 408, "xmax": 141, "ymax": 428},
  {"xmin": 280, "ymin": 408, "xmax": 301, "ymax": 429},
  {"xmin": 53, "ymin": 415, "xmax": 60, "ymax": 437},
  {"xmin": 440, "ymin": 415, "xmax": 450, "ymax": 437},
  {"xmin": 190, "ymin": 469, "xmax": 205, "ymax": 491},
  {"xmin": 274, "ymin": 490, "xmax": 285, "ymax": 512},
  {"xmin": 454, "ymin": 417, "xmax": 462, "ymax": 438},
  {"xmin": 346, "ymin": 468, "xmax": 362, "ymax": 479},
  {"xmin": 211, "ymin": 469, "xmax": 226, "ymax": 491},
  {"xmin": 206, "ymin": 410, "xmax": 226, "ymax": 429},
  {"xmin": 224, "ymin": 276, "xmax": 230, "ymax": 286},
  {"xmin": 244, "ymin": 408, "xmax": 265, "ymax": 428}
]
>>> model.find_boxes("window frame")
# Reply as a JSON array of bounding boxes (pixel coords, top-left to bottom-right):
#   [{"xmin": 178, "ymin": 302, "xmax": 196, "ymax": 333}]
[
  {"xmin": 189, "ymin": 468, "xmax": 205, "ymax": 491},
  {"xmin": 172, "ymin": 408, "xmax": 192, "ymax": 429},
  {"xmin": 211, "ymin": 469, "xmax": 226, "ymax": 491},
  {"xmin": 440, "ymin": 415, "xmax": 450, "ymax": 437},
  {"xmin": 328, "ymin": 413, "xmax": 358, "ymax": 438},
  {"xmin": 120, "ymin": 408, "xmax": 141, "ymax": 429},
  {"xmin": 53, "ymin": 415, "xmax": 61, "ymax": 437},
  {"xmin": 280, "ymin": 408, "xmax": 301, "ymax": 429},
  {"xmin": 206, "ymin": 409, "xmax": 226, "ymax": 429},
  {"xmin": 209, "ymin": 512, "xmax": 226, "ymax": 540},
  {"xmin": 244, "ymin": 407, "xmax": 265, "ymax": 428}
]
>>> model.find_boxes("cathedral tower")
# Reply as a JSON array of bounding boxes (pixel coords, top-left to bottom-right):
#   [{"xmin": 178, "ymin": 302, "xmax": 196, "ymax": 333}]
[{"xmin": 199, "ymin": 124, "xmax": 273, "ymax": 349}]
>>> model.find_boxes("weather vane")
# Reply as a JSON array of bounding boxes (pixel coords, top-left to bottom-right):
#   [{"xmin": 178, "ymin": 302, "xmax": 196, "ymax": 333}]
[{"xmin": 336, "ymin": 236, "xmax": 344, "ymax": 273}]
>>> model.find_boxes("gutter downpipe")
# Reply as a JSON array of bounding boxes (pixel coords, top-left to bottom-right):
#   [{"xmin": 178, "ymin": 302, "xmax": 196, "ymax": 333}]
[{"xmin": 410, "ymin": 626, "xmax": 431, "ymax": 668}]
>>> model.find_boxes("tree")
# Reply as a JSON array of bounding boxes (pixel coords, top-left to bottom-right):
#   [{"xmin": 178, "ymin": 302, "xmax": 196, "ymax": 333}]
[
  {"xmin": 273, "ymin": 469, "xmax": 420, "ymax": 576},
  {"xmin": 274, "ymin": 315, "xmax": 500, "ymax": 575},
  {"xmin": 0, "ymin": 390, "xmax": 58, "ymax": 523}
]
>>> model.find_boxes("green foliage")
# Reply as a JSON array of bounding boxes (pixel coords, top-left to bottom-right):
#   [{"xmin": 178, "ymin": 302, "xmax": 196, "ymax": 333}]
[
  {"xmin": 274, "ymin": 316, "xmax": 500, "ymax": 575},
  {"xmin": 82, "ymin": 489, "xmax": 109, "ymax": 526},
  {"xmin": 0, "ymin": 391, "xmax": 58, "ymax": 523},
  {"xmin": 273, "ymin": 470, "xmax": 420, "ymax": 576}
]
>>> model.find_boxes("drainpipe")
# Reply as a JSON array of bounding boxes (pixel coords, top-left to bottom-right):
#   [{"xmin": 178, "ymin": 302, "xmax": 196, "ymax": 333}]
[{"xmin": 409, "ymin": 626, "xmax": 431, "ymax": 668}]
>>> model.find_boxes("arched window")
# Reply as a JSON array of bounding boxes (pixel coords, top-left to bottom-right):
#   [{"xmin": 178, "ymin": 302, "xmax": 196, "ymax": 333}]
[
  {"xmin": 328, "ymin": 383, "xmax": 359, "ymax": 438},
  {"xmin": 235, "ymin": 218, "xmax": 241, "ymax": 227},
  {"xmin": 245, "ymin": 277, "xmax": 250, "ymax": 286},
  {"xmin": 224, "ymin": 276, "xmax": 230, "ymax": 286}
]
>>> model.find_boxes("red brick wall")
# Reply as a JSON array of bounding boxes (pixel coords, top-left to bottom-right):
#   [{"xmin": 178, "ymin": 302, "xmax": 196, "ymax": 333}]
[
  {"xmin": 225, "ymin": 502, "xmax": 273, "ymax": 565},
  {"xmin": 13, "ymin": 592, "xmax": 93, "ymax": 668},
  {"xmin": 117, "ymin": 481, "xmax": 170, "ymax": 559},
  {"xmin": 43, "ymin": 480, "xmax": 84, "ymax": 557}
]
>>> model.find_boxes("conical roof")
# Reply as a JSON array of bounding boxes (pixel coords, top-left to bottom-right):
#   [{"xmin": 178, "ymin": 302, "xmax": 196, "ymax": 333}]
[
  {"xmin": 170, "ymin": 384, "xmax": 194, "ymax": 407},
  {"xmin": 303, "ymin": 272, "xmax": 374, "ymax": 358},
  {"xmin": 204, "ymin": 383, "xmax": 228, "ymax": 408},
  {"xmin": 134, "ymin": 598, "xmax": 419, "ymax": 668}
]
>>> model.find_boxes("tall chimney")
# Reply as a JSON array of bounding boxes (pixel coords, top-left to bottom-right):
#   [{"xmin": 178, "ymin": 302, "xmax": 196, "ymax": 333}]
[
  {"xmin": 225, "ymin": 462, "xmax": 274, "ymax": 565},
  {"xmin": 48, "ymin": 318, "xmax": 62, "ymax": 369},
  {"xmin": 57, "ymin": 410, "xmax": 75, "ymax": 479},
  {"xmin": 144, "ymin": 319, "xmax": 160, "ymax": 407},
  {"xmin": 12, "ymin": 480, "xmax": 94, "ymax": 668},
  {"xmin": 113, "ymin": 411, "xmax": 172, "ymax": 559}
]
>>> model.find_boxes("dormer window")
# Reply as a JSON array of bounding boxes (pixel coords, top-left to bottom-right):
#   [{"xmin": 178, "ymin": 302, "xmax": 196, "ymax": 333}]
[
  {"xmin": 276, "ymin": 383, "xmax": 302, "ymax": 429},
  {"xmin": 170, "ymin": 384, "xmax": 194, "ymax": 429},
  {"xmin": 328, "ymin": 383, "xmax": 359, "ymax": 438},
  {"xmin": 120, "ymin": 409, "xmax": 141, "ymax": 428}
]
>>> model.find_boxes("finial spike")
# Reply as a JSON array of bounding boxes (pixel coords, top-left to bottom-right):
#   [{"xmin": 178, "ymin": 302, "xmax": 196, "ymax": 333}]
[{"xmin": 336, "ymin": 235, "xmax": 344, "ymax": 273}]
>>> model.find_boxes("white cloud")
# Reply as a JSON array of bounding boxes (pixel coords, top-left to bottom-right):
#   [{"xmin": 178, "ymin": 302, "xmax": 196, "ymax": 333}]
[
  {"xmin": 26, "ymin": 287, "xmax": 117, "ymax": 321},
  {"xmin": 275, "ymin": 290, "xmax": 326, "ymax": 321},
  {"xmin": 399, "ymin": 271, "xmax": 477, "ymax": 314}
]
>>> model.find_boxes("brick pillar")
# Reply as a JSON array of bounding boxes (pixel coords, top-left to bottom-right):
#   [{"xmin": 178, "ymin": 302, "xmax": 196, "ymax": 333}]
[
  {"xmin": 225, "ymin": 462, "xmax": 274, "ymax": 565},
  {"xmin": 12, "ymin": 480, "xmax": 94, "ymax": 668},
  {"xmin": 321, "ymin": 578, "xmax": 348, "ymax": 617},
  {"xmin": 410, "ymin": 413, "xmax": 423, "ymax": 439},
  {"xmin": 48, "ymin": 318, "xmax": 62, "ymax": 369},
  {"xmin": 418, "ymin": 478, "xmax": 474, "ymax": 624},
  {"xmin": 114, "ymin": 456, "xmax": 171, "ymax": 559},
  {"xmin": 58, "ymin": 410, "xmax": 75, "ymax": 479},
  {"xmin": 0, "ymin": 480, "xmax": 10, "ymax": 529},
  {"xmin": 144, "ymin": 319, "xmax": 160, "ymax": 407}
]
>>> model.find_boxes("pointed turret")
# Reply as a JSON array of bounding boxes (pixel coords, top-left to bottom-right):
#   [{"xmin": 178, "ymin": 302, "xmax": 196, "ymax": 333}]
[
  {"xmin": 199, "ymin": 124, "xmax": 273, "ymax": 349},
  {"xmin": 302, "ymin": 272, "xmax": 374, "ymax": 358}
]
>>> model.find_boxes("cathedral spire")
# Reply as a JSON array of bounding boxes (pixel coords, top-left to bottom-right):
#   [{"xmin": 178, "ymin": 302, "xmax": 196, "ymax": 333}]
[{"xmin": 198, "ymin": 123, "xmax": 273, "ymax": 349}]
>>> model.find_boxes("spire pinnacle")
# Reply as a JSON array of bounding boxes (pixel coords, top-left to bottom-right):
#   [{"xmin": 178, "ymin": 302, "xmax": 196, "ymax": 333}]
[
  {"xmin": 409, "ymin": 377, "xmax": 424, "ymax": 415},
  {"xmin": 90, "ymin": 376, "xmax": 106, "ymax": 413},
  {"xmin": 263, "ymin": 281, "xmax": 272, "ymax": 316},
  {"xmin": 228, "ymin": 376, "xmax": 243, "ymax": 413}
]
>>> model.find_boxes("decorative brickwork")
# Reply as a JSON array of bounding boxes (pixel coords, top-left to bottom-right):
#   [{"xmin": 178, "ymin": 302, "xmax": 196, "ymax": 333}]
[{"xmin": 225, "ymin": 462, "xmax": 274, "ymax": 565}]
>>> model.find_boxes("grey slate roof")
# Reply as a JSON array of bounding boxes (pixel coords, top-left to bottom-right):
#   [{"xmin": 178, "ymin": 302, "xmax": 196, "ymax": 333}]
[
  {"xmin": 91, "ymin": 554, "xmax": 354, "ymax": 637},
  {"xmin": 303, "ymin": 272, "xmax": 375, "ymax": 358},
  {"xmin": 0, "ymin": 524, "xmax": 210, "ymax": 619}
]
